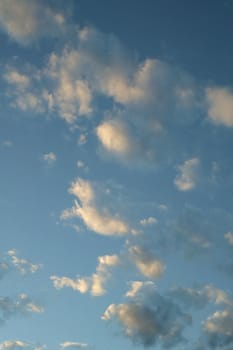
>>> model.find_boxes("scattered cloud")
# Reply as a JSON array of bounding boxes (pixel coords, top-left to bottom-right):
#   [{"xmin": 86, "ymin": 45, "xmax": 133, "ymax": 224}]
[
  {"xmin": 174, "ymin": 158, "xmax": 200, "ymax": 191},
  {"xmin": 0, "ymin": 293, "xmax": 44, "ymax": 325},
  {"xmin": 0, "ymin": 340, "xmax": 29, "ymax": 349},
  {"xmin": 7, "ymin": 249, "xmax": 41, "ymax": 275},
  {"xmin": 206, "ymin": 87, "xmax": 233, "ymax": 127}
]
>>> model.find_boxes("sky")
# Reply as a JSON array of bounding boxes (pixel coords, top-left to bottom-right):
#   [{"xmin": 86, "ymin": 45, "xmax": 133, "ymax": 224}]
[{"xmin": 0, "ymin": 0, "xmax": 233, "ymax": 349}]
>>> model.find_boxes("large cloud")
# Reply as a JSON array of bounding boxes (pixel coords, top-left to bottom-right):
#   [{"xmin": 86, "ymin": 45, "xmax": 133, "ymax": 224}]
[
  {"xmin": 206, "ymin": 87, "xmax": 233, "ymax": 127},
  {"xmin": 102, "ymin": 281, "xmax": 191, "ymax": 348},
  {"xmin": 0, "ymin": 0, "xmax": 66, "ymax": 45}
]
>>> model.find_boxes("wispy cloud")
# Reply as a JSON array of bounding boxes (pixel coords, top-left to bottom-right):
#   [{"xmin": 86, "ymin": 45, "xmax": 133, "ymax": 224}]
[
  {"xmin": 174, "ymin": 158, "xmax": 200, "ymax": 191},
  {"xmin": 42, "ymin": 152, "xmax": 57, "ymax": 165}
]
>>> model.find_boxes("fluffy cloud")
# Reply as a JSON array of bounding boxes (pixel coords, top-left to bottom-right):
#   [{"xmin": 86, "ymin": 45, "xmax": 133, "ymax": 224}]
[
  {"xmin": 51, "ymin": 254, "xmax": 120, "ymax": 296},
  {"xmin": 102, "ymin": 282, "xmax": 191, "ymax": 348},
  {"xmin": 61, "ymin": 178, "xmax": 130, "ymax": 236},
  {"xmin": 174, "ymin": 158, "xmax": 200, "ymax": 191},
  {"xmin": 128, "ymin": 245, "xmax": 165, "ymax": 279},
  {"xmin": 0, "ymin": 0, "xmax": 65, "ymax": 44},
  {"xmin": 96, "ymin": 120, "xmax": 134, "ymax": 157},
  {"xmin": 206, "ymin": 87, "xmax": 233, "ymax": 127}
]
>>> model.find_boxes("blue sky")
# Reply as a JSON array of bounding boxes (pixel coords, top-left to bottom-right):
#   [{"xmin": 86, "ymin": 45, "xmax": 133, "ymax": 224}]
[{"xmin": 0, "ymin": 0, "xmax": 233, "ymax": 349}]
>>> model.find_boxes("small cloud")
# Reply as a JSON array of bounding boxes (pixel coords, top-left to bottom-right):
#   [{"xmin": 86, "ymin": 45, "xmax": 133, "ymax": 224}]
[
  {"xmin": 206, "ymin": 87, "xmax": 233, "ymax": 127},
  {"xmin": 1, "ymin": 140, "xmax": 14, "ymax": 148},
  {"xmin": 77, "ymin": 134, "xmax": 87, "ymax": 145},
  {"xmin": 224, "ymin": 232, "xmax": 233, "ymax": 246},
  {"xmin": 42, "ymin": 152, "xmax": 57, "ymax": 165},
  {"xmin": 60, "ymin": 342, "xmax": 90, "ymax": 350},
  {"xmin": 7, "ymin": 249, "xmax": 41, "ymax": 275},
  {"xmin": 140, "ymin": 217, "xmax": 157, "ymax": 226},
  {"xmin": 174, "ymin": 158, "xmax": 199, "ymax": 191},
  {"xmin": 129, "ymin": 245, "xmax": 165, "ymax": 279}
]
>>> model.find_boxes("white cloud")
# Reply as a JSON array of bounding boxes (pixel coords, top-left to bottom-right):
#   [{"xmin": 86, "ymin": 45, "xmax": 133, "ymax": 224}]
[
  {"xmin": 224, "ymin": 232, "xmax": 233, "ymax": 246},
  {"xmin": 140, "ymin": 217, "xmax": 157, "ymax": 226},
  {"xmin": 203, "ymin": 309, "xmax": 233, "ymax": 338},
  {"xmin": 0, "ymin": 0, "xmax": 66, "ymax": 45},
  {"xmin": 60, "ymin": 342, "xmax": 90, "ymax": 350},
  {"xmin": 174, "ymin": 158, "xmax": 199, "ymax": 191},
  {"xmin": 129, "ymin": 245, "xmax": 165, "ymax": 279},
  {"xmin": 62, "ymin": 178, "xmax": 130, "ymax": 236},
  {"xmin": 51, "ymin": 254, "xmax": 120, "ymax": 296},
  {"xmin": 42, "ymin": 152, "xmax": 57, "ymax": 164},
  {"xmin": 206, "ymin": 87, "xmax": 233, "ymax": 126}
]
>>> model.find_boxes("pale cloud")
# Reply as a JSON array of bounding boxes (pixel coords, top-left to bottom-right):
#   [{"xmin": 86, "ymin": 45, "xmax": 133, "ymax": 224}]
[
  {"xmin": 60, "ymin": 342, "xmax": 90, "ymax": 350},
  {"xmin": 1, "ymin": 140, "xmax": 14, "ymax": 148},
  {"xmin": 0, "ymin": 340, "xmax": 28, "ymax": 349},
  {"xmin": 0, "ymin": 293, "xmax": 44, "ymax": 325},
  {"xmin": 206, "ymin": 87, "xmax": 233, "ymax": 127},
  {"xmin": 62, "ymin": 178, "xmax": 130, "ymax": 236},
  {"xmin": 203, "ymin": 309, "xmax": 233, "ymax": 349},
  {"xmin": 129, "ymin": 245, "xmax": 165, "ymax": 279},
  {"xmin": 140, "ymin": 217, "xmax": 157, "ymax": 226},
  {"xmin": 96, "ymin": 120, "xmax": 133, "ymax": 156},
  {"xmin": 4, "ymin": 69, "xmax": 30, "ymax": 89},
  {"xmin": 174, "ymin": 158, "xmax": 200, "ymax": 191},
  {"xmin": 224, "ymin": 231, "xmax": 233, "ymax": 246},
  {"xmin": 51, "ymin": 254, "xmax": 120, "ymax": 296},
  {"xmin": 7, "ymin": 249, "xmax": 41, "ymax": 275},
  {"xmin": 42, "ymin": 152, "xmax": 57, "ymax": 164},
  {"xmin": 0, "ymin": 0, "xmax": 66, "ymax": 45}
]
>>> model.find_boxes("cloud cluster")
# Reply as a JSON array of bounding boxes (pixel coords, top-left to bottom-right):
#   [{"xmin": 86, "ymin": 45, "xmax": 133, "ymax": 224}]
[
  {"xmin": 0, "ymin": 0, "xmax": 65, "ymax": 45},
  {"xmin": 61, "ymin": 178, "xmax": 131, "ymax": 236},
  {"xmin": 0, "ymin": 293, "xmax": 43, "ymax": 325},
  {"xmin": 102, "ymin": 281, "xmax": 191, "ymax": 348},
  {"xmin": 51, "ymin": 254, "xmax": 120, "ymax": 296}
]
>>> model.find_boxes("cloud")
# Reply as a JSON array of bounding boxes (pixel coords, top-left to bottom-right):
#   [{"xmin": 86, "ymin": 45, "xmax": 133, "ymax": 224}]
[
  {"xmin": 42, "ymin": 152, "xmax": 57, "ymax": 165},
  {"xmin": 51, "ymin": 254, "xmax": 120, "ymax": 296},
  {"xmin": 60, "ymin": 342, "xmax": 90, "ymax": 349},
  {"xmin": 174, "ymin": 158, "xmax": 200, "ymax": 191},
  {"xmin": 0, "ymin": 293, "xmax": 44, "ymax": 325},
  {"xmin": 61, "ymin": 178, "xmax": 131, "ymax": 236},
  {"xmin": 0, "ymin": 340, "xmax": 29, "ymax": 349},
  {"xmin": 140, "ymin": 217, "xmax": 157, "ymax": 226},
  {"xmin": 96, "ymin": 120, "xmax": 134, "ymax": 157},
  {"xmin": 0, "ymin": 0, "xmax": 66, "ymax": 45},
  {"xmin": 7, "ymin": 249, "xmax": 41, "ymax": 275},
  {"xmin": 202, "ymin": 309, "xmax": 233, "ymax": 349},
  {"xmin": 224, "ymin": 232, "xmax": 233, "ymax": 246},
  {"xmin": 129, "ymin": 245, "xmax": 165, "ymax": 279},
  {"xmin": 206, "ymin": 87, "xmax": 233, "ymax": 127},
  {"xmin": 169, "ymin": 285, "xmax": 233, "ymax": 310},
  {"xmin": 102, "ymin": 282, "xmax": 191, "ymax": 348}
]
